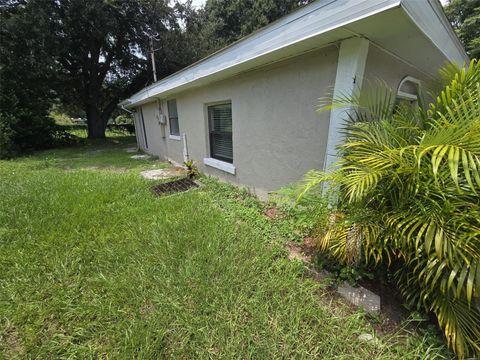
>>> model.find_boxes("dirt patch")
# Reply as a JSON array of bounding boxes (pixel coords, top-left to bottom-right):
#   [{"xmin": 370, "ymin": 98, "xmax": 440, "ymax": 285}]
[
  {"xmin": 287, "ymin": 241, "xmax": 313, "ymax": 263},
  {"xmin": 141, "ymin": 167, "xmax": 186, "ymax": 180},
  {"xmin": 288, "ymin": 237, "xmax": 413, "ymax": 332},
  {"xmin": 359, "ymin": 278, "xmax": 411, "ymax": 332},
  {"xmin": 264, "ymin": 207, "xmax": 278, "ymax": 219},
  {"xmin": 1, "ymin": 323, "xmax": 25, "ymax": 357},
  {"xmin": 151, "ymin": 178, "xmax": 199, "ymax": 196}
]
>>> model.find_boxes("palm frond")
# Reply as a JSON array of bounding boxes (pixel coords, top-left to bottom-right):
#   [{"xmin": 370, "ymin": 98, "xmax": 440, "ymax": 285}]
[{"xmin": 286, "ymin": 60, "xmax": 480, "ymax": 358}]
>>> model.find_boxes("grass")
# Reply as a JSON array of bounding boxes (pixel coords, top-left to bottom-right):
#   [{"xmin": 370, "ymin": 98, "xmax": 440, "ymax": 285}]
[{"xmin": 0, "ymin": 137, "xmax": 450, "ymax": 359}]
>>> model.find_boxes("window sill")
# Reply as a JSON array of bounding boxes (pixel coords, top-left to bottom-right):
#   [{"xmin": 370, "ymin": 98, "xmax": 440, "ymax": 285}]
[
  {"xmin": 169, "ymin": 135, "xmax": 181, "ymax": 141},
  {"xmin": 203, "ymin": 158, "xmax": 236, "ymax": 175}
]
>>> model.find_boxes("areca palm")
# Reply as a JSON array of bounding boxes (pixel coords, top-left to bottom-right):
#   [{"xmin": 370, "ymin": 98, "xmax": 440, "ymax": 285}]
[{"xmin": 295, "ymin": 60, "xmax": 480, "ymax": 358}]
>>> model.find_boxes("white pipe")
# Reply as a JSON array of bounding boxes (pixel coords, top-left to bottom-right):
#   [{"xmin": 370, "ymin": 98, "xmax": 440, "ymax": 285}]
[{"xmin": 182, "ymin": 132, "xmax": 189, "ymax": 163}]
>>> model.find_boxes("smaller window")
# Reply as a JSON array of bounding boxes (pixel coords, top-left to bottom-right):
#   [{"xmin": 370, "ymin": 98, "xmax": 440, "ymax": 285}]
[
  {"xmin": 394, "ymin": 76, "xmax": 421, "ymax": 114},
  {"xmin": 396, "ymin": 76, "xmax": 420, "ymax": 103},
  {"xmin": 167, "ymin": 99, "xmax": 180, "ymax": 136}
]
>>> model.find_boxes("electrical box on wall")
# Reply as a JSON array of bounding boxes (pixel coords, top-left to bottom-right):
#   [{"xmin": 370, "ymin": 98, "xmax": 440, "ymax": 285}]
[{"xmin": 157, "ymin": 113, "xmax": 167, "ymax": 125}]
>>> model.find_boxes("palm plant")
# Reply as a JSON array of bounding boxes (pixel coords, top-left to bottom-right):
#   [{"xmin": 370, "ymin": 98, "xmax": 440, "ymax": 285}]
[{"xmin": 294, "ymin": 60, "xmax": 480, "ymax": 358}]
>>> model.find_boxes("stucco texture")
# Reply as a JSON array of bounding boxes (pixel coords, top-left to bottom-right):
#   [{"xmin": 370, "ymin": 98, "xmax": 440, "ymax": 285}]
[
  {"xmin": 362, "ymin": 45, "xmax": 431, "ymax": 92},
  {"xmin": 137, "ymin": 42, "xmax": 432, "ymax": 196},
  {"xmin": 140, "ymin": 45, "xmax": 339, "ymax": 196}
]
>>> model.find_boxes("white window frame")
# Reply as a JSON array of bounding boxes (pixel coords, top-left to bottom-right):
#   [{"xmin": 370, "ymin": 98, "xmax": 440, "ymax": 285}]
[
  {"xmin": 167, "ymin": 99, "xmax": 180, "ymax": 139},
  {"xmin": 396, "ymin": 76, "xmax": 421, "ymax": 101},
  {"xmin": 203, "ymin": 157, "xmax": 236, "ymax": 174},
  {"xmin": 203, "ymin": 100, "xmax": 235, "ymax": 174}
]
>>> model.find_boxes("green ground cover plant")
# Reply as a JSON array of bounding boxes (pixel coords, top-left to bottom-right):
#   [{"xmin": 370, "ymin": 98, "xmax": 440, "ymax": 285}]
[{"xmin": 0, "ymin": 138, "xmax": 450, "ymax": 358}]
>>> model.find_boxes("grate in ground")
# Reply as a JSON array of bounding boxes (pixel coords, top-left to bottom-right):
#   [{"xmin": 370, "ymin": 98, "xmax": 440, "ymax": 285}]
[{"xmin": 151, "ymin": 177, "xmax": 199, "ymax": 196}]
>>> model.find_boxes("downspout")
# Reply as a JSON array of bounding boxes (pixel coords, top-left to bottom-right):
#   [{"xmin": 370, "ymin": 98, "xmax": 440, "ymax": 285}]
[{"xmin": 120, "ymin": 104, "xmax": 134, "ymax": 114}]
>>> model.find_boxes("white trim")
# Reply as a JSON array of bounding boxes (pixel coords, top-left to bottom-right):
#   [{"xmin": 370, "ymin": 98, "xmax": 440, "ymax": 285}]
[
  {"xmin": 324, "ymin": 37, "xmax": 370, "ymax": 170},
  {"xmin": 203, "ymin": 158, "xmax": 236, "ymax": 175},
  {"xmin": 396, "ymin": 92, "xmax": 418, "ymax": 101},
  {"xmin": 121, "ymin": 0, "xmax": 467, "ymax": 109},
  {"xmin": 122, "ymin": 0, "xmax": 402, "ymax": 108},
  {"xmin": 169, "ymin": 135, "xmax": 181, "ymax": 141},
  {"xmin": 401, "ymin": 0, "xmax": 468, "ymax": 65}
]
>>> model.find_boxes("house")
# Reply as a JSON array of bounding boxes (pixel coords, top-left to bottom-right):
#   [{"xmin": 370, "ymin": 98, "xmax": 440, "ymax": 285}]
[{"xmin": 120, "ymin": 0, "xmax": 467, "ymax": 198}]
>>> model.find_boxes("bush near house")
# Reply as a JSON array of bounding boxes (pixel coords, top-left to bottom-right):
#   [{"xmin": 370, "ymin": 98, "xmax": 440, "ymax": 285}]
[{"xmin": 288, "ymin": 60, "xmax": 480, "ymax": 358}]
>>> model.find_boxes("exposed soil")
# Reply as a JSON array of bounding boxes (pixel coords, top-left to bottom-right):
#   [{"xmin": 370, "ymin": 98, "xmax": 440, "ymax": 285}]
[
  {"xmin": 151, "ymin": 178, "xmax": 198, "ymax": 196},
  {"xmin": 288, "ymin": 236, "xmax": 413, "ymax": 333},
  {"xmin": 141, "ymin": 167, "xmax": 187, "ymax": 180},
  {"xmin": 264, "ymin": 207, "xmax": 278, "ymax": 219},
  {"xmin": 358, "ymin": 278, "xmax": 411, "ymax": 332}
]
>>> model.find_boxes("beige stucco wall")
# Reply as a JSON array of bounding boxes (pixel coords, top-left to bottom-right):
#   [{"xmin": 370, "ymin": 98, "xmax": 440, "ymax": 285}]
[
  {"xmin": 362, "ymin": 45, "xmax": 431, "ymax": 92},
  {"xmin": 137, "ymin": 42, "xmax": 432, "ymax": 196},
  {"xmin": 140, "ymin": 45, "xmax": 339, "ymax": 196}
]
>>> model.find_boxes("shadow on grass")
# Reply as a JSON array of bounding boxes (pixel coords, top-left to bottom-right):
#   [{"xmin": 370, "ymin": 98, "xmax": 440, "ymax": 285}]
[{"xmin": 12, "ymin": 135, "xmax": 168, "ymax": 173}]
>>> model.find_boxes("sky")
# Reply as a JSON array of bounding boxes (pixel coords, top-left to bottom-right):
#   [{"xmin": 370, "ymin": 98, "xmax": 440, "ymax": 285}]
[{"xmin": 189, "ymin": 0, "xmax": 206, "ymax": 8}]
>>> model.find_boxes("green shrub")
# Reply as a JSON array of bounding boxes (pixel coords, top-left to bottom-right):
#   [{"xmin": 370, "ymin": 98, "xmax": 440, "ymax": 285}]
[
  {"xmin": 114, "ymin": 113, "xmax": 134, "ymax": 125},
  {"xmin": 0, "ymin": 110, "xmax": 59, "ymax": 158},
  {"xmin": 290, "ymin": 60, "xmax": 480, "ymax": 358}
]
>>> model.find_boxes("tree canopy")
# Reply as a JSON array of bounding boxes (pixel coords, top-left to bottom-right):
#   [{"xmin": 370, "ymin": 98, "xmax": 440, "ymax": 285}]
[
  {"xmin": 1, "ymin": 0, "xmax": 315, "ymax": 146},
  {"xmin": 444, "ymin": 0, "xmax": 480, "ymax": 58},
  {"xmin": 0, "ymin": 1, "xmax": 58, "ymax": 157}
]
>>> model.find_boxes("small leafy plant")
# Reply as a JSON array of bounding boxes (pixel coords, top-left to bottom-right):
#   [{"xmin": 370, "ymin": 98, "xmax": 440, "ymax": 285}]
[
  {"xmin": 183, "ymin": 159, "xmax": 199, "ymax": 179},
  {"xmin": 315, "ymin": 254, "xmax": 374, "ymax": 287}
]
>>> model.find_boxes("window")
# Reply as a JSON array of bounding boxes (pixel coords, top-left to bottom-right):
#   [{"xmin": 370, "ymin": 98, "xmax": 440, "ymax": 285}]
[
  {"xmin": 396, "ymin": 76, "xmax": 420, "ymax": 104},
  {"xmin": 167, "ymin": 99, "xmax": 180, "ymax": 137},
  {"xmin": 208, "ymin": 102, "xmax": 233, "ymax": 163}
]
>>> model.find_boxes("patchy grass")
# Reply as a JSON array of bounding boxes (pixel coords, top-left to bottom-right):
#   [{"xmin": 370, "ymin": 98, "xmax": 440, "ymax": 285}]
[
  {"xmin": 10, "ymin": 136, "xmax": 165, "ymax": 174},
  {"xmin": 0, "ymin": 139, "xmax": 449, "ymax": 358}
]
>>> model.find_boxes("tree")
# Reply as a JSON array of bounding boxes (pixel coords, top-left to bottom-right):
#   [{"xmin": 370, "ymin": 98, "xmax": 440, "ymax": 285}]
[
  {"xmin": 1, "ymin": 0, "xmax": 316, "ymax": 142},
  {"xmin": 46, "ymin": 0, "xmax": 162, "ymax": 139},
  {"xmin": 0, "ymin": 1, "xmax": 58, "ymax": 157},
  {"xmin": 198, "ymin": 0, "xmax": 314, "ymax": 54},
  {"xmin": 444, "ymin": 0, "xmax": 480, "ymax": 58}
]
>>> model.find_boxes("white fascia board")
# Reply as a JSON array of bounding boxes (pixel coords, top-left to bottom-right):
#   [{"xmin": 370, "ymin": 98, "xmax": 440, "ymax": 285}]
[
  {"xmin": 401, "ymin": 0, "xmax": 468, "ymax": 65},
  {"xmin": 124, "ymin": 0, "xmax": 401, "ymax": 108}
]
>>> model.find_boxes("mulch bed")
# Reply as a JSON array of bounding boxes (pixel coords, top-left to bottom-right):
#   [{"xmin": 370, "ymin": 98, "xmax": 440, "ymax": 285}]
[{"xmin": 151, "ymin": 177, "xmax": 198, "ymax": 196}]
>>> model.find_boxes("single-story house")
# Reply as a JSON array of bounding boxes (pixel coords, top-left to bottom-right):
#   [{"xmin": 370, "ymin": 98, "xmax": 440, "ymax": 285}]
[{"xmin": 120, "ymin": 0, "xmax": 467, "ymax": 198}]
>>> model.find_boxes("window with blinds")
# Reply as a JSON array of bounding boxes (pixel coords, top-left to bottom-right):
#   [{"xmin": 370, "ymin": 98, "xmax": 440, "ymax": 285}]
[
  {"xmin": 208, "ymin": 103, "xmax": 233, "ymax": 163},
  {"xmin": 167, "ymin": 99, "xmax": 180, "ymax": 136}
]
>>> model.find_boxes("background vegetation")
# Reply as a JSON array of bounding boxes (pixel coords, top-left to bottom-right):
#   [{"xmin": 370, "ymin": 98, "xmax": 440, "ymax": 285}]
[
  {"xmin": 0, "ymin": 0, "xmax": 313, "ymax": 152},
  {"xmin": 444, "ymin": 0, "xmax": 480, "ymax": 59},
  {"xmin": 2, "ymin": 0, "xmax": 475, "ymax": 156}
]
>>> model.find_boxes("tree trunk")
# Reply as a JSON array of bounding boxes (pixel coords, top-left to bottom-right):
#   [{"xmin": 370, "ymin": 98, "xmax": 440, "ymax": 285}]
[{"xmin": 86, "ymin": 103, "xmax": 106, "ymax": 139}]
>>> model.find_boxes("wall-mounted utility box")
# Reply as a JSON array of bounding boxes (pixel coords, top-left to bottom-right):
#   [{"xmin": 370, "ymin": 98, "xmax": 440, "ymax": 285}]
[{"xmin": 157, "ymin": 113, "xmax": 167, "ymax": 125}]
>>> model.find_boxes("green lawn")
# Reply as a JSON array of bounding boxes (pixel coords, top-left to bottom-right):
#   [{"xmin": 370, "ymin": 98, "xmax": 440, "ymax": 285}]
[{"xmin": 0, "ymin": 138, "xmax": 448, "ymax": 359}]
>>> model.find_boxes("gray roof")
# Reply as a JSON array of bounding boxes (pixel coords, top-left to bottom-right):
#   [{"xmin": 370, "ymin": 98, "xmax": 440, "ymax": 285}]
[{"xmin": 121, "ymin": 0, "xmax": 467, "ymax": 108}]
